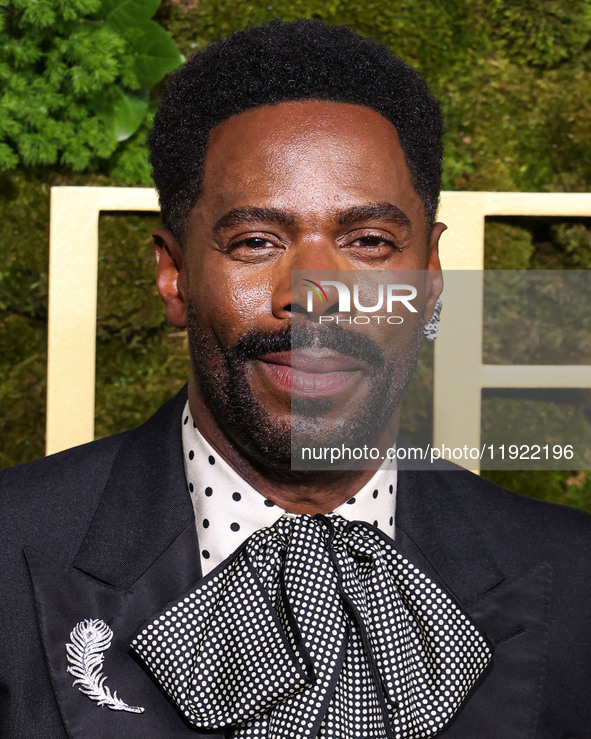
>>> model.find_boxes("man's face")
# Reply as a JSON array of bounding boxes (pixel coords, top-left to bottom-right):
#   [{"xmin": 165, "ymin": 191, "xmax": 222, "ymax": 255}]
[{"xmin": 160, "ymin": 100, "xmax": 443, "ymax": 470}]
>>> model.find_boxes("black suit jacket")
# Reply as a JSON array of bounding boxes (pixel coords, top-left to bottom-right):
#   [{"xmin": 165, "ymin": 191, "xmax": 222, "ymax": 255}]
[{"xmin": 1, "ymin": 388, "xmax": 590, "ymax": 738}]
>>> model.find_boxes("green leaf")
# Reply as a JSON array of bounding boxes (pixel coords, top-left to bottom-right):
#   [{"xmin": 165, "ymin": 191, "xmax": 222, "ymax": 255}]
[
  {"xmin": 125, "ymin": 21, "xmax": 181, "ymax": 88},
  {"xmin": 99, "ymin": 0, "xmax": 161, "ymax": 33},
  {"xmin": 94, "ymin": 86, "xmax": 149, "ymax": 143},
  {"xmin": 111, "ymin": 88, "xmax": 149, "ymax": 142},
  {"xmin": 115, "ymin": 89, "xmax": 149, "ymax": 142}
]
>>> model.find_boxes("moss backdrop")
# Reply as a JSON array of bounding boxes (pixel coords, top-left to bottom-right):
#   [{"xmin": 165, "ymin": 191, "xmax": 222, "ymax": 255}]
[{"xmin": 1, "ymin": 0, "xmax": 590, "ymax": 511}]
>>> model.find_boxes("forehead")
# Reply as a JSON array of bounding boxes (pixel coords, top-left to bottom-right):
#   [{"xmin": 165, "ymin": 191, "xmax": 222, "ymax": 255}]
[
  {"xmin": 207, "ymin": 99, "xmax": 401, "ymax": 151},
  {"xmin": 198, "ymin": 100, "xmax": 422, "ymax": 224}
]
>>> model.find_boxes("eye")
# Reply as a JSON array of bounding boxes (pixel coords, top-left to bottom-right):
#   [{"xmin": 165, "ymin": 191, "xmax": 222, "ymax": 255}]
[
  {"xmin": 233, "ymin": 237, "xmax": 274, "ymax": 249},
  {"xmin": 226, "ymin": 234, "xmax": 283, "ymax": 262},
  {"xmin": 352, "ymin": 235, "xmax": 402, "ymax": 250},
  {"xmin": 341, "ymin": 232, "xmax": 404, "ymax": 258}
]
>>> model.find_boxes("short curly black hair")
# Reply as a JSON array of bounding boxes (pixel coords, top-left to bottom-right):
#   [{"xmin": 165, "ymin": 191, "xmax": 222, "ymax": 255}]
[{"xmin": 150, "ymin": 18, "xmax": 444, "ymax": 243}]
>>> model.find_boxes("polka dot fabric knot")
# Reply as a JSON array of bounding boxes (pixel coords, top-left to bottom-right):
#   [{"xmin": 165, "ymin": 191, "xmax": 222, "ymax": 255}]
[{"xmin": 131, "ymin": 514, "xmax": 492, "ymax": 739}]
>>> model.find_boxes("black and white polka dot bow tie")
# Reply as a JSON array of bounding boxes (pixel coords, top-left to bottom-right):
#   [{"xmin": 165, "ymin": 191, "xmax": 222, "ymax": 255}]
[{"xmin": 132, "ymin": 514, "xmax": 492, "ymax": 738}]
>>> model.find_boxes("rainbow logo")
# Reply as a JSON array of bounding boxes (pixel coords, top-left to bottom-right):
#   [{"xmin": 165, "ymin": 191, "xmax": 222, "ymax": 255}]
[{"xmin": 302, "ymin": 278, "xmax": 328, "ymax": 303}]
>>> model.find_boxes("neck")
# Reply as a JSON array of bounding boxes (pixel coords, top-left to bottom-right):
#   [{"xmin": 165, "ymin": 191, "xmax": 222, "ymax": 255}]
[{"xmin": 187, "ymin": 378, "xmax": 399, "ymax": 515}]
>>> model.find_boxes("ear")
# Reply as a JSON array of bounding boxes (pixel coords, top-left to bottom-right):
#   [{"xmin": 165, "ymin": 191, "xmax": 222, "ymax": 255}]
[
  {"xmin": 153, "ymin": 227, "xmax": 187, "ymax": 328},
  {"xmin": 424, "ymin": 221, "xmax": 446, "ymax": 319}
]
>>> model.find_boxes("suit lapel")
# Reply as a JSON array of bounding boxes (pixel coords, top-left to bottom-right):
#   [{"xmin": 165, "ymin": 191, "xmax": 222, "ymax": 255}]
[
  {"xmin": 25, "ymin": 526, "xmax": 221, "ymax": 738},
  {"xmin": 73, "ymin": 389, "xmax": 194, "ymax": 590},
  {"xmin": 396, "ymin": 469, "xmax": 551, "ymax": 738},
  {"xmin": 27, "ymin": 390, "xmax": 226, "ymax": 738}
]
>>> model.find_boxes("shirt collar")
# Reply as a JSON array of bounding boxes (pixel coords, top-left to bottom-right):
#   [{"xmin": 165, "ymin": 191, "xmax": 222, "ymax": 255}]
[{"xmin": 181, "ymin": 400, "xmax": 397, "ymax": 574}]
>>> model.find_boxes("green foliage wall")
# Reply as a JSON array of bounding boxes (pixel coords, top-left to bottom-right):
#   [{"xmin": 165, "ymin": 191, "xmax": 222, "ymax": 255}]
[
  {"xmin": 0, "ymin": 0, "xmax": 180, "ymax": 180},
  {"xmin": 1, "ymin": 0, "xmax": 590, "ymax": 511}
]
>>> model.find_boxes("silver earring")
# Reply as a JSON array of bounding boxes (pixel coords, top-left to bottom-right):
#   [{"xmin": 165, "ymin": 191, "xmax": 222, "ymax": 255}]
[{"xmin": 423, "ymin": 298, "xmax": 442, "ymax": 341}]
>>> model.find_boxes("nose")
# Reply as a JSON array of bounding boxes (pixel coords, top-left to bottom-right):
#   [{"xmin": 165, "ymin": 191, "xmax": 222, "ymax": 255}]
[{"xmin": 271, "ymin": 240, "xmax": 351, "ymax": 320}]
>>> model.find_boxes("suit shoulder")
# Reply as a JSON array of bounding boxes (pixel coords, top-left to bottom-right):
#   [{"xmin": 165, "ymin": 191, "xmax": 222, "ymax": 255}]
[
  {"xmin": 0, "ymin": 430, "xmax": 128, "ymax": 501},
  {"xmin": 436, "ymin": 467, "xmax": 591, "ymax": 568},
  {"xmin": 0, "ymin": 431, "xmax": 130, "ymax": 552},
  {"xmin": 450, "ymin": 468, "xmax": 590, "ymax": 530}
]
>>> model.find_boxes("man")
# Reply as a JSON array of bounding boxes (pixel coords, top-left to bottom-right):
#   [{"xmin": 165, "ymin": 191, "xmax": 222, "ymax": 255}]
[{"xmin": 1, "ymin": 18, "xmax": 590, "ymax": 739}]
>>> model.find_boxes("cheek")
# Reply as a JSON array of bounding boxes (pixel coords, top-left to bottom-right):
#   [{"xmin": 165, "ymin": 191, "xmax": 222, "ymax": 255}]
[
  {"xmin": 190, "ymin": 264, "xmax": 274, "ymax": 342},
  {"xmin": 230, "ymin": 270, "xmax": 273, "ymax": 322}
]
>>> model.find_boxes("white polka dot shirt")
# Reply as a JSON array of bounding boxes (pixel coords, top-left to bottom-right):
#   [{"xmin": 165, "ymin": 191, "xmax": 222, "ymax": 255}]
[{"xmin": 181, "ymin": 400, "xmax": 397, "ymax": 574}]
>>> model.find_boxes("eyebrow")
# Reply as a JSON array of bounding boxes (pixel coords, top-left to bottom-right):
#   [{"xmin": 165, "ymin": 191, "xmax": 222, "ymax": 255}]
[
  {"xmin": 212, "ymin": 201, "xmax": 410, "ymax": 233},
  {"xmin": 336, "ymin": 202, "xmax": 411, "ymax": 228},
  {"xmin": 213, "ymin": 207, "xmax": 296, "ymax": 233}
]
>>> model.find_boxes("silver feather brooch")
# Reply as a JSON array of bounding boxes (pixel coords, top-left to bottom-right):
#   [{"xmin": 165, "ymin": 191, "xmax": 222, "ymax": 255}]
[{"xmin": 66, "ymin": 618, "xmax": 145, "ymax": 714}]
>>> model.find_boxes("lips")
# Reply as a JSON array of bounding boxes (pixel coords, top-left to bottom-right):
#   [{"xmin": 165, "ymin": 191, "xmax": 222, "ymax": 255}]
[{"xmin": 256, "ymin": 349, "xmax": 366, "ymax": 397}]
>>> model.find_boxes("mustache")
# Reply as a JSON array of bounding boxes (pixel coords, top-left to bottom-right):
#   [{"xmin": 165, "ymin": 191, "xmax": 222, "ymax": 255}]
[{"xmin": 231, "ymin": 321, "xmax": 385, "ymax": 367}]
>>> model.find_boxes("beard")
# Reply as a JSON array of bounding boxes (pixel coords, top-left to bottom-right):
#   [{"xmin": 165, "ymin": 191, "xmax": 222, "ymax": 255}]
[{"xmin": 186, "ymin": 302, "xmax": 425, "ymax": 476}]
